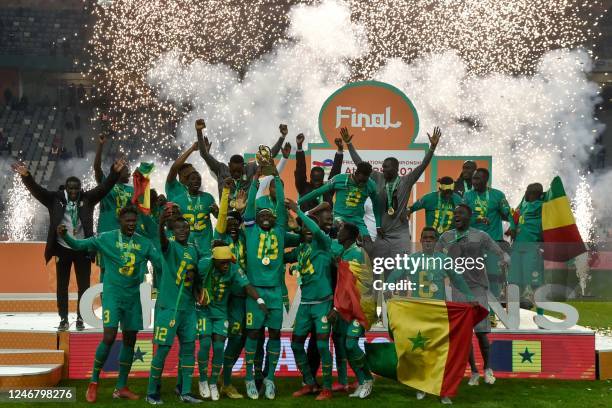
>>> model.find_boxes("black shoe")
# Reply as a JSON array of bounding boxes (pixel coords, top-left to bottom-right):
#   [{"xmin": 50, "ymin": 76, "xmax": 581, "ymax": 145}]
[
  {"xmin": 76, "ymin": 318, "xmax": 85, "ymax": 331},
  {"xmin": 145, "ymin": 394, "xmax": 164, "ymax": 405},
  {"xmin": 58, "ymin": 319, "xmax": 69, "ymax": 331},
  {"xmin": 178, "ymin": 393, "xmax": 202, "ymax": 403},
  {"xmin": 174, "ymin": 384, "xmax": 182, "ymax": 397}
]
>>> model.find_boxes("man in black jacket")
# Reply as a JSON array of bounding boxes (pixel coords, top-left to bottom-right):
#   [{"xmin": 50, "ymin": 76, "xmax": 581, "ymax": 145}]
[
  {"xmin": 11, "ymin": 159, "xmax": 126, "ymax": 331},
  {"xmin": 294, "ymin": 133, "xmax": 343, "ymax": 212}
]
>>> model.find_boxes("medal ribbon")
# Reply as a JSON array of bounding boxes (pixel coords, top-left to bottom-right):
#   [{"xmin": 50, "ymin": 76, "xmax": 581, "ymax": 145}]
[
  {"xmin": 463, "ymin": 180, "xmax": 472, "ymax": 194},
  {"xmin": 474, "ymin": 189, "xmax": 490, "ymax": 218},
  {"xmin": 386, "ymin": 177, "xmax": 400, "ymax": 211},
  {"xmin": 66, "ymin": 200, "xmax": 79, "ymax": 233},
  {"xmin": 117, "ymin": 231, "xmax": 134, "ymax": 262}
]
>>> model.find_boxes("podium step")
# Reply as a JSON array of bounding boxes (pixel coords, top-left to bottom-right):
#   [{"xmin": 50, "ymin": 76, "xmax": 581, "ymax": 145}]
[
  {"xmin": 0, "ymin": 364, "xmax": 63, "ymax": 388},
  {"xmin": 0, "ymin": 349, "xmax": 64, "ymax": 365},
  {"xmin": 0, "ymin": 330, "xmax": 57, "ymax": 350}
]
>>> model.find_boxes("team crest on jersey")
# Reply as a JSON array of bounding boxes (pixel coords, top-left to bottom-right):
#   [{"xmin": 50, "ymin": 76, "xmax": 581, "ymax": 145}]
[
  {"xmin": 353, "ymin": 320, "xmax": 360, "ymax": 327},
  {"xmin": 184, "ymin": 252, "xmax": 193, "ymax": 260},
  {"xmin": 321, "ymin": 316, "xmax": 328, "ymax": 323},
  {"xmin": 224, "ymin": 320, "xmax": 229, "ymax": 328}
]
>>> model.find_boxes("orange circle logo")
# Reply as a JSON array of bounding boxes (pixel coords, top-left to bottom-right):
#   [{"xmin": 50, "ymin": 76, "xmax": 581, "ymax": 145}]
[{"xmin": 318, "ymin": 81, "xmax": 419, "ymax": 149}]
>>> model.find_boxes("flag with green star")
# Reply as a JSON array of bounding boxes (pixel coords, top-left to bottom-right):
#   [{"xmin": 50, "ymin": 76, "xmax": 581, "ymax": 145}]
[
  {"xmin": 130, "ymin": 339, "xmax": 153, "ymax": 371},
  {"xmin": 384, "ymin": 298, "xmax": 488, "ymax": 397}
]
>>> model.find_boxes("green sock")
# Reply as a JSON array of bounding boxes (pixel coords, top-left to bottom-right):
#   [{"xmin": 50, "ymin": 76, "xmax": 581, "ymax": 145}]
[
  {"xmin": 536, "ymin": 307, "xmax": 544, "ymax": 315},
  {"xmin": 333, "ymin": 334, "xmax": 348, "ymax": 385},
  {"xmin": 244, "ymin": 337, "xmax": 258, "ymax": 382},
  {"xmin": 317, "ymin": 339, "xmax": 333, "ymax": 389},
  {"xmin": 198, "ymin": 336, "xmax": 211, "ymax": 382},
  {"xmin": 265, "ymin": 339, "xmax": 281, "ymax": 381},
  {"xmin": 180, "ymin": 342, "xmax": 196, "ymax": 395},
  {"xmin": 147, "ymin": 345, "xmax": 170, "ymax": 395},
  {"xmin": 91, "ymin": 342, "xmax": 111, "ymax": 383},
  {"xmin": 209, "ymin": 340, "xmax": 225, "ymax": 385},
  {"xmin": 291, "ymin": 341, "xmax": 314, "ymax": 385},
  {"xmin": 346, "ymin": 337, "xmax": 366, "ymax": 384},
  {"xmin": 176, "ymin": 355, "xmax": 182, "ymax": 390},
  {"xmin": 223, "ymin": 336, "xmax": 244, "ymax": 386},
  {"xmin": 254, "ymin": 336, "xmax": 265, "ymax": 380},
  {"xmin": 116, "ymin": 345, "xmax": 135, "ymax": 389}
]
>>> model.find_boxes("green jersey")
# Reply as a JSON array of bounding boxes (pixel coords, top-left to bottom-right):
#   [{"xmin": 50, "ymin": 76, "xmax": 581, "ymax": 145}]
[
  {"xmin": 165, "ymin": 179, "xmax": 216, "ymax": 254},
  {"xmin": 510, "ymin": 199, "xmax": 543, "ymax": 243},
  {"xmin": 410, "ymin": 191, "xmax": 462, "ymax": 234},
  {"xmin": 97, "ymin": 173, "xmax": 134, "ymax": 233},
  {"xmin": 64, "ymin": 230, "xmax": 161, "ymax": 299},
  {"xmin": 213, "ymin": 230, "xmax": 247, "ymax": 296},
  {"xmin": 284, "ymin": 209, "xmax": 333, "ymax": 301},
  {"xmin": 198, "ymin": 256, "xmax": 249, "ymax": 319},
  {"xmin": 244, "ymin": 176, "xmax": 286, "ymax": 287},
  {"xmin": 157, "ymin": 240, "xmax": 200, "ymax": 310},
  {"xmin": 298, "ymin": 173, "xmax": 381, "ymax": 228},
  {"xmin": 463, "ymin": 188, "xmax": 510, "ymax": 240},
  {"xmin": 387, "ymin": 251, "xmax": 473, "ymax": 301}
]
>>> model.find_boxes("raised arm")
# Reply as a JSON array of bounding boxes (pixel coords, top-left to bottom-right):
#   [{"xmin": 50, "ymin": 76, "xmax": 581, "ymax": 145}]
[
  {"xmin": 195, "ymin": 119, "xmax": 225, "ymax": 178},
  {"xmin": 498, "ymin": 191, "xmax": 511, "ymax": 222},
  {"xmin": 86, "ymin": 159, "xmax": 125, "ymax": 204},
  {"xmin": 294, "ymin": 133, "xmax": 308, "ymax": 194},
  {"xmin": 274, "ymin": 174, "xmax": 286, "ymax": 226},
  {"xmin": 244, "ymin": 167, "xmax": 261, "ymax": 221},
  {"xmin": 93, "ymin": 134, "xmax": 106, "ymax": 184},
  {"xmin": 288, "ymin": 199, "xmax": 331, "ymax": 248},
  {"xmin": 297, "ymin": 178, "xmax": 334, "ymax": 205},
  {"xmin": 328, "ymin": 137, "xmax": 344, "ymax": 180},
  {"xmin": 403, "ymin": 127, "xmax": 440, "ymax": 185},
  {"xmin": 270, "ymin": 124, "xmax": 288, "ymax": 158},
  {"xmin": 257, "ymin": 143, "xmax": 290, "ymax": 199},
  {"xmin": 167, "ymin": 142, "xmax": 198, "ymax": 184},
  {"xmin": 215, "ymin": 179, "xmax": 232, "ymax": 234},
  {"xmin": 12, "ymin": 162, "xmax": 53, "ymax": 207},
  {"xmin": 159, "ymin": 210, "xmax": 170, "ymax": 252},
  {"xmin": 146, "ymin": 241, "xmax": 163, "ymax": 273}
]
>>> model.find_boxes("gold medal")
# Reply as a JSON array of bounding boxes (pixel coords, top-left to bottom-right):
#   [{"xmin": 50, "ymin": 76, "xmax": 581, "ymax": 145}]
[
  {"xmin": 262, "ymin": 257, "xmax": 270, "ymax": 266},
  {"xmin": 230, "ymin": 199, "xmax": 236, "ymax": 208},
  {"xmin": 169, "ymin": 319, "xmax": 175, "ymax": 328},
  {"xmin": 387, "ymin": 207, "xmax": 395, "ymax": 216}
]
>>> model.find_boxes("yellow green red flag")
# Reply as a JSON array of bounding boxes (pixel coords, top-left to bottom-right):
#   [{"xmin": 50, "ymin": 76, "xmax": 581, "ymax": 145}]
[{"xmin": 386, "ymin": 298, "xmax": 488, "ymax": 397}]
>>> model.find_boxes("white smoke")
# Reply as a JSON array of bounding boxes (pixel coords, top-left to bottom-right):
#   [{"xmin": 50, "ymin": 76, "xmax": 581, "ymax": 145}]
[{"xmin": 147, "ymin": 0, "xmax": 607, "ymax": 241}]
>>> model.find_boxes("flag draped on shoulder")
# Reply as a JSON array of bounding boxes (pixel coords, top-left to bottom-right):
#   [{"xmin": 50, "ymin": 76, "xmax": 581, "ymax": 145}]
[
  {"xmin": 368, "ymin": 299, "xmax": 487, "ymax": 397},
  {"xmin": 131, "ymin": 162, "xmax": 154, "ymax": 215},
  {"xmin": 333, "ymin": 251, "xmax": 376, "ymax": 330},
  {"xmin": 542, "ymin": 176, "xmax": 586, "ymax": 262}
]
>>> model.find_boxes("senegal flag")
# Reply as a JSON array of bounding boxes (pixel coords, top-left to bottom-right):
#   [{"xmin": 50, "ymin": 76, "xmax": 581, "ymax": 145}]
[
  {"xmin": 377, "ymin": 299, "xmax": 488, "ymax": 397},
  {"xmin": 132, "ymin": 162, "xmax": 154, "ymax": 215},
  {"xmin": 542, "ymin": 176, "xmax": 586, "ymax": 262},
  {"xmin": 334, "ymin": 256, "xmax": 377, "ymax": 330}
]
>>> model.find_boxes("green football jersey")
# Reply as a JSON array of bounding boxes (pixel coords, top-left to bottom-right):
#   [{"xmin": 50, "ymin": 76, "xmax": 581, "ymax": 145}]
[
  {"xmin": 157, "ymin": 240, "xmax": 200, "ymax": 310},
  {"xmin": 387, "ymin": 251, "xmax": 472, "ymax": 301},
  {"xmin": 64, "ymin": 230, "xmax": 161, "ymax": 299},
  {"xmin": 410, "ymin": 191, "xmax": 462, "ymax": 234},
  {"xmin": 198, "ymin": 256, "xmax": 249, "ymax": 319},
  {"xmin": 510, "ymin": 200, "xmax": 543, "ymax": 243},
  {"xmin": 244, "ymin": 176, "xmax": 287, "ymax": 287},
  {"xmin": 97, "ymin": 174, "xmax": 134, "ymax": 233},
  {"xmin": 298, "ymin": 173, "xmax": 381, "ymax": 228},
  {"xmin": 165, "ymin": 179, "xmax": 216, "ymax": 254},
  {"xmin": 213, "ymin": 230, "xmax": 247, "ymax": 296},
  {"xmin": 463, "ymin": 188, "xmax": 511, "ymax": 241},
  {"xmin": 284, "ymin": 209, "xmax": 333, "ymax": 301}
]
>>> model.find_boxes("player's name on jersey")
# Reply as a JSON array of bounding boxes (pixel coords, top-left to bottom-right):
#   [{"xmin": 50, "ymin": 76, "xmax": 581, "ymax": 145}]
[
  {"xmin": 335, "ymin": 106, "xmax": 401, "ymax": 130},
  {"xmin": 115, "ymin": 242, "xmax": 142, "ymax": 250}
]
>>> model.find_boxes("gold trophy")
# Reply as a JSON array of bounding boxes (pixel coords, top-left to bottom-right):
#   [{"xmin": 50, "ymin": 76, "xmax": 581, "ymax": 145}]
[{"xmin": 256, "ymin": 145, "xmax": 276, "ymax": 176}]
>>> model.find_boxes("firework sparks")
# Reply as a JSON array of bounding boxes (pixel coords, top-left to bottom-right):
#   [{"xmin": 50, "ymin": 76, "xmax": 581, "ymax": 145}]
[{"xmin": 4, "ymin": 174, "xmax": 35, "ymax": 241}]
